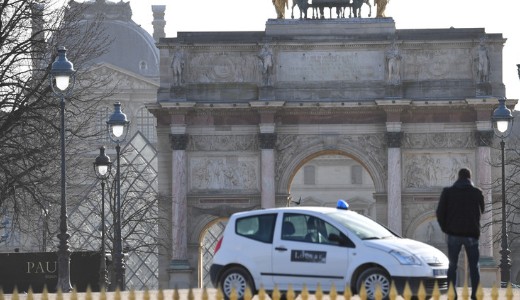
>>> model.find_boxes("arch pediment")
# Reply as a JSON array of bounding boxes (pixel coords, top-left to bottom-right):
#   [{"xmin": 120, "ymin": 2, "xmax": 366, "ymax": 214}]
[{"xmin": 83, "ymin": 63, "xmax": 159, "ymax": 91}]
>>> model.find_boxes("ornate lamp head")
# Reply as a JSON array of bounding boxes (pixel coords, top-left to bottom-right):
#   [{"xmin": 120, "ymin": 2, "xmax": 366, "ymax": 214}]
[{"xmin": 94, "ymin": 146, "xmax": 112, "ymax": 180}]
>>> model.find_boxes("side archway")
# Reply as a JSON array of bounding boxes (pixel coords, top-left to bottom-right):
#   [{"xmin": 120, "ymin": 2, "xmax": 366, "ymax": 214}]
[
  {"xmin": 195, "ymin": 215, "xmax": 228, "ymax": 288},
  {"xmin": 405, "ymin": 211, "xmax": 445, "ymax": 250}
]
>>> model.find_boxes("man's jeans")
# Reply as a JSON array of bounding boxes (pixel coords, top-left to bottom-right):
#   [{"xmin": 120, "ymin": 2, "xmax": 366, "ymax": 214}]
[{"xmin": 447, "ymin": 235, "xmax": 480, "ymax": 299}]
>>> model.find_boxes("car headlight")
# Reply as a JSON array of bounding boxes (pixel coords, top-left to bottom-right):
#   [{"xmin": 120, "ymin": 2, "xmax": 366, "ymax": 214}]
[{"xmin": 389, "ymin": 250, "xmax": 422, "ymax": 265}]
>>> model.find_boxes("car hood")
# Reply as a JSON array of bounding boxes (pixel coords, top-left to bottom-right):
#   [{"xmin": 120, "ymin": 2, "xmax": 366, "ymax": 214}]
[{"xmin": 364, "ymin": 237, "xmax": 449, "ymax": 265}]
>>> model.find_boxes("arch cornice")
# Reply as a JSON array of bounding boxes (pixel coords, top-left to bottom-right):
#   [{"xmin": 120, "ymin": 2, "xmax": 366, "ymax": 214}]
[{"xmin": 275, "ymin": 134, "xmax": 387, "ymax": 195}]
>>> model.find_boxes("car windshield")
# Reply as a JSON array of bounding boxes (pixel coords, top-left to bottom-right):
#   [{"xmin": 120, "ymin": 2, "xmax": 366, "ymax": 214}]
[{"xmin": 327, "ymin": 211, "xmax": 397, "ymax": 240}]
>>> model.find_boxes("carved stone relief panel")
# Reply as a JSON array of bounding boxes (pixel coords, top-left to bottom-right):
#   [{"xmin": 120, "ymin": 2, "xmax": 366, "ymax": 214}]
[
  {"xmin": 402, "ymin": 132, "xmax": 475, "ymax": 149},
  {"xmin": 277, "ymin": 51, "xmax": 383, "ymax": 82},
  {"xmin": 275, "ymin": 134, "xmax": 387, "ymax": 184},
  {"xmin": 402, "ymin": 151, "xmax": 474, "ymax": 189},
  {"xmin": 188, "ymin": 135, "xmax": 258, "ymax": 151},
  {"xmin": 403, "ymin": 48, "xmax": 472, "ymax": 81},
  {"xmin": 189, "ymin": 156, "xmax": 259, "ymax": 191},
  {"xmin": 186, "ymin": 52, "xmax": 261, "ymax": 83},
  {"xmin": 87, "ymin": 65, "xmax": 158, "ymax": 90}
]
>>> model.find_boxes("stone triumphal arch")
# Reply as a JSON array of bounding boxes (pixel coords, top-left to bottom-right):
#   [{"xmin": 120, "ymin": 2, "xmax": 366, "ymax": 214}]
[{"xmin": 147, "ymin": 18, "xmax": 518, "ymax": 288}]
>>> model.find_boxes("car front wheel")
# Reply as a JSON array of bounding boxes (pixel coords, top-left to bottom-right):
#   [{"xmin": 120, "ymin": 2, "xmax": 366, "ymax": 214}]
[
  {"xmin": 356, "ymin": 267, "xmax": 391, "ymax": 300},
  {"xmin": 219, "ymin": 266, "xmax": 255, "ymax": 300}
]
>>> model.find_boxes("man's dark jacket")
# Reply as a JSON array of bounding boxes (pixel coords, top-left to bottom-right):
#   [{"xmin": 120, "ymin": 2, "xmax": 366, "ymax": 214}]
[{"xmin": 436, "ymin": 179, "xmax": 485, "ymax": 238}]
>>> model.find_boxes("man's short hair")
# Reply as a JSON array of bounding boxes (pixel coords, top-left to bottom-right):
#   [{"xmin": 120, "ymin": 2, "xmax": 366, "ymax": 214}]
[{"xmin": 458, "ymin": 168, "xmax": 471, "ymax": 180}]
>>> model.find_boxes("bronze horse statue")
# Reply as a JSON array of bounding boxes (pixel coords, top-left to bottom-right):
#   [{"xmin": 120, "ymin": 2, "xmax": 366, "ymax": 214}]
[
  {"xmin": 291, "ymin": 0, "xmax": 311, "ymax": 19},
  {"xmin": 291, "ymin": 0, "xmax": 371, "ymax": 19}
]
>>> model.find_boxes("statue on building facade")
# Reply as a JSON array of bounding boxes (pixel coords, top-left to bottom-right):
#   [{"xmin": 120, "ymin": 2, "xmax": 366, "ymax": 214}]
[
  {"xmin": 477, "ymin": 40, "xmax": 490, "ymax": 83},
  {"xmin": 272, "ymin": 0, "xmax": 289, "ymax": 19},
  {"xmin": 386, "ymin": 41, "xmax": 401, "ymax": 85},
  {"xmin": 374, "ymin": 0, "xmax": 389, "ymax": 18},
  {"xmin": 171, "ymin": 47, "xmax": 184, "ymax": 87},
  {"xmin": 258, "ymin": 43, "xmax": 274, "ymax": 86}
]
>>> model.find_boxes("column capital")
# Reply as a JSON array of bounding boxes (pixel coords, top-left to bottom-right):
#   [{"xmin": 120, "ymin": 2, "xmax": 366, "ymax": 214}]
[
  {"xmin": 170, "ymin": 134, "xmax": 189, "ymax": 150},
  {"xmin": 475, "ymin": 130, "xmax": 493, "ymax": 147},
  {"xmin": 376, "ymin": 100, "xmax": 411, "ymax": 122},
  {"xmin": 386, "ymin": 132, "xmax": 403, "ymax": 148},
  {"xmin": 259, "ymin": 133, "xmax": 277, "ymax": 149}
]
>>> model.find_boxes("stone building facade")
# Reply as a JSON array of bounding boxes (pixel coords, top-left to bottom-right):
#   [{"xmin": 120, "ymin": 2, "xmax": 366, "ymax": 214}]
[{"xmin": 147, "ymin": 18, "xmax": 519, "ymax": 288}]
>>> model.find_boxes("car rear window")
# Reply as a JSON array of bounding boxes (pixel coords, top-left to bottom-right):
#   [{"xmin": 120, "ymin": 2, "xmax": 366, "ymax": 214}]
[{"xmin": 235, "ymin": 213, "xmax": 277, "ymax": 243}]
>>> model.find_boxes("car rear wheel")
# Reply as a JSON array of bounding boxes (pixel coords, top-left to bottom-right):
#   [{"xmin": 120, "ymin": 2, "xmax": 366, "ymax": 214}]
[
  {"xmin": 356, "ymin": 267, "xmax": 391, "ymax": 300},
  {"xmin": 219, "ymin": 266, "xmax": 254, "ymax": 300}
]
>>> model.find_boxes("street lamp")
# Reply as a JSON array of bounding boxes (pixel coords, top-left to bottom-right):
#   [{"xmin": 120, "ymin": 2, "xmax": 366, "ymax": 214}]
[
  {"xmin": 49, "ymin": 46, "xmax": 75, "ymax": 292},
  {"xmin": 491, "ymin": 97, "xmax": 514, "ymax": 286},
  {"xmin": 93, "ymin": 146, "xmax": 112, "ymax": 290},
  {"xmin": 106, "ymin": 102, "xmax": 130, "ymax": 290}
]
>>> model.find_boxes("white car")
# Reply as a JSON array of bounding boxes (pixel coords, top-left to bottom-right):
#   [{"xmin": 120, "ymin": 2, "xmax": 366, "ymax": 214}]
[{"xmin": 210, "ymin": 201, "xmax": 449, "ymax": 300}]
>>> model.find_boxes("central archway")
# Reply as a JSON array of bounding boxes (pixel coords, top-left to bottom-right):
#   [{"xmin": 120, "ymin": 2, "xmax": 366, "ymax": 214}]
[
  {"xmin": 276, "ymin": 137, "xmax": 387, "ymax": 197},
  {"xmin": 288, "ymin": 151, "xmax": 377, "ymax": 218}
]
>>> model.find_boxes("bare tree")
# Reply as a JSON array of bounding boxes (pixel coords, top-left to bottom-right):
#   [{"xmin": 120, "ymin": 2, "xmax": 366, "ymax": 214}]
[
  {"xmin": 68, "ymin": 135, "xmax": 165, "ymax": 289},
  {"xmin": 0, "ymin": 0, "xmax": 113, "ymax": 249},
  {"xmin": 500, "ymin": 119, "xmax": 520, "ymax": 245},
  {"xmin": 482, "ymin": 114, "xmax": 520, "ymax": 252}
]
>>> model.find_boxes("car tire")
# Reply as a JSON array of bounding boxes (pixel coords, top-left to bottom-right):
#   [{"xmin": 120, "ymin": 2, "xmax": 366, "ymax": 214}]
[
  {"xmin": 356, "ymin": 267, "xmax": 391, "ymax": 300},
  {"xmin": 219, "ymin": 266, "xmax": 255, "ymax": 300}
]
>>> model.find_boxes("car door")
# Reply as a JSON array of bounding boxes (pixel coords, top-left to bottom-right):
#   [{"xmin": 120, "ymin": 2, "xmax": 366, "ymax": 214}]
[
  {"xmin": 271, "ymin": 212, "xmax": 353, "ymax": 292},
  {"xmin": 232, "ymin": 213, "xmax": 277, "ymax": 288}
]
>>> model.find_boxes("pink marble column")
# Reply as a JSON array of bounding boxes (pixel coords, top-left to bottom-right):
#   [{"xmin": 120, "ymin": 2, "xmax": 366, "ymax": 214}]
[
  {"xmin": 476, "ymin": 132, "xmax": 493, "ymax": 257},
  {"xmin": 171, "ymin": 149, "xmax": 187, "ymax": 260},
  {"xmin": 168, "ymin": 133, "xmax": 191, "ymax": 288},
  {"xmin": 261, "ymin": 149, "xmax": 275, "ymax": 208},
  {"xmin": 387, "ymin": 146, "xmax": 402, "ymax": 235},
  {"xmin": 379, "ymin": 105, "xmax": 406, "ymax": 235},
  {"xmin": 259, "ymin": 132, "xmax": 277, "ymax": 208}
]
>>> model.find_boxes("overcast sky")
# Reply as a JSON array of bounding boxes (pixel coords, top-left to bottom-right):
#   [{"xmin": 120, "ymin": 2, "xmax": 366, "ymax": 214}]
[{"xmin": 128, "ymin": 0, "xmax": 519, "ymax": 111}]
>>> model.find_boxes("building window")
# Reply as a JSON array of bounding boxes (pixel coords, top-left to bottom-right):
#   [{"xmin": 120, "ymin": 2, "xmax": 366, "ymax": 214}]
[
  {"xmin": 139, "ymin": 61, "xmax": 148, "ymax": 71},
  {"xmin": 304, "ymin": 165, "xmax": 315, "ymax": 185},
  {"xmin": 351, "ymin": 165, "xmax": 363, "ymax": 185},
  {"xmin": 136, "ymin": 107, "xmax": 156, "ymax": 143}
]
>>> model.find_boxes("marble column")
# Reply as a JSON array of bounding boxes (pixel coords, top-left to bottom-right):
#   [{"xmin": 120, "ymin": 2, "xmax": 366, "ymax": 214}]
[
  {"xmin": 386, "ymin": 131, "xmax": 403, "ymax": 235},
  {"xmin": 168, "ymin": 133, "xmax": 192, "ymax": 288},
  {"xmin": 474, "ymin": 130, "xmax": 500, "ymax": 286},
  {"xmin": 259, "ymin": 133, "xmax": 276, "ymax": 208},
  {"xmin": 475, "ymin": 131, "xmax": 494, "ymax": 257}
]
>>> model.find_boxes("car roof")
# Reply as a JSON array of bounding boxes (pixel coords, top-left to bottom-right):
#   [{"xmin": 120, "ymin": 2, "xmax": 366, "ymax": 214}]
[{"xmin": 231, "ymin": 206, "xmax": 351, "ymax": 218}]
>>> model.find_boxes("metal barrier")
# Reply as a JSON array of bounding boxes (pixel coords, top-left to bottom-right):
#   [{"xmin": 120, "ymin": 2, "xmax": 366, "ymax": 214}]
[{"xmin": 0, "ymin": 282, "xmax": 517, "ymax": 300}]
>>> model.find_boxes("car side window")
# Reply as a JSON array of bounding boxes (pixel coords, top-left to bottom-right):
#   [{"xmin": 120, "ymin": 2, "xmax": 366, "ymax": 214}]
[
  {"xmin": 282, "ymin": 213, "xmax": 354, "ymax": 247},
  {"xmin": 235, "ymin": 213, "xmax": 276, "ymax": 243}
]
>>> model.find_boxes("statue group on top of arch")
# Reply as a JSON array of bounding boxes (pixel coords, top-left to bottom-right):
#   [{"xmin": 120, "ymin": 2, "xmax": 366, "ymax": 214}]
[{"xmin": 274, "ymin": 0, "xmax": 389, "ymax": 20}]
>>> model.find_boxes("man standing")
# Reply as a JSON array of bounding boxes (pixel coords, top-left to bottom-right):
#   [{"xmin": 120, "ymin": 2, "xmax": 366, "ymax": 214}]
[{"xmin": 436, "ymin": 168, "xmax": 484, "ymax": 300}]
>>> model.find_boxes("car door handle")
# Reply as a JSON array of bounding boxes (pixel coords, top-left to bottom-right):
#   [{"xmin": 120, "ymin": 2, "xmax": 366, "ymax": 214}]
[{"xmin": 275, "ymin": 246, "xmax": 288, "ymax": 252}]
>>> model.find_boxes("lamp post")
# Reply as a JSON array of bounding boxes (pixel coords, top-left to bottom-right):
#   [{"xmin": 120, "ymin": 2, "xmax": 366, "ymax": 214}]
[
  {"xmin": 93, "ymin": 146, "xmax": 112, "ymax": 290},
  {"xmin": 106, "ymin": 102, "xmax": 130, "ymax": 290},
  {"xmin": 491, "ymin": 97, "xmax": 514, "ymax": 286},
  {"xmin": 49, "ymin": 46, "xmax": 75, "ymax": 292}
]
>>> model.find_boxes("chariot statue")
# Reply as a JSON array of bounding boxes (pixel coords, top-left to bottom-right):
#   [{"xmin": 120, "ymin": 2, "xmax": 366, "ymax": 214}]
[{"xmin": 279, "ymin": 0, "xmax": 388, "ymax": 19}]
